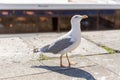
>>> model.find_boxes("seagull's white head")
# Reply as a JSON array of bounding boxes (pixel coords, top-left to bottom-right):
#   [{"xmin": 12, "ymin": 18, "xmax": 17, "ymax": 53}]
[{"xmin": 71, "ymin": 15, "xmax": 88, "ymax": 23}]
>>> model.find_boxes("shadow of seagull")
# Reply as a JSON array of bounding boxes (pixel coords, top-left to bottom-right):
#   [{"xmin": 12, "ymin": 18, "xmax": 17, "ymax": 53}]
[{"xmin": 31, "ymin": 65, "xmax": 96, "ymax": 80}]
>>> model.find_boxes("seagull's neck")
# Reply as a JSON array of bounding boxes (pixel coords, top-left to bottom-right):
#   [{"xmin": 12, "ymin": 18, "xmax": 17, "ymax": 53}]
[{"xmin": 71, "ymin": 22, "xmax": 81, "ymax": 36}]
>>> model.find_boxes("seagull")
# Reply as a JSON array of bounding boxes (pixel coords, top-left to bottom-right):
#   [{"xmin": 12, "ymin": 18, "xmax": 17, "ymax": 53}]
[{"xmin": 33, "ymin": 15, "xmax": 88, "ymax": 67}]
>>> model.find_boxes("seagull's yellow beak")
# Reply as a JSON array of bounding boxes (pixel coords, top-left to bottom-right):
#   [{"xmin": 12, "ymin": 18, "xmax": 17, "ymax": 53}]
[{"xmin": 82, "ymin": 15, "xmax": 88, "ymax": 19}]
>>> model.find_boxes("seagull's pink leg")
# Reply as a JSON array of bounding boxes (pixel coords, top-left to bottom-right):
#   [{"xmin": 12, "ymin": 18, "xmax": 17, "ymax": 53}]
[
  {"xmin": 66, "ymin": 53, "xmax": 77, "ymax": 67},
  {"xmin": 60, "ymin": 54, "xmax": 67, "ymax": 67}
]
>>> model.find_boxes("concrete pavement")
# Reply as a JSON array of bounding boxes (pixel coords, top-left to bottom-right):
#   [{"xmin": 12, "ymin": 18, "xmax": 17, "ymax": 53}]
[
  {"xmin": 82, "ymin": 30, "xmax": 120, "ymax": 51},
  {"xmin": 0, "ymin": 30, "xmax": 120, "ymax": 80}
]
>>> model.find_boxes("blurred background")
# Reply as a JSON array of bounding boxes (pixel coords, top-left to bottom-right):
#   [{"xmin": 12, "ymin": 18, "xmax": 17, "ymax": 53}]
[{"xmin": 0, "ymin": 0, "xmax": 120, "ymax": 33}]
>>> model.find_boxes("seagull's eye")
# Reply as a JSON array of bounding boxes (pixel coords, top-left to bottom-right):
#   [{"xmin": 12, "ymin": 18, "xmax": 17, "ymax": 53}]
[{"xmin": 74, "ymin": 16, "xmax": 78, "ymax": 18}]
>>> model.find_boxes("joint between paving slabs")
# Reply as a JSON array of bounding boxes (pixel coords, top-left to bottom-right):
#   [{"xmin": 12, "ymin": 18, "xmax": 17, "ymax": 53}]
[{"xmin": 82, "ymin": 36, "xmax": 120, "ymax": 54}]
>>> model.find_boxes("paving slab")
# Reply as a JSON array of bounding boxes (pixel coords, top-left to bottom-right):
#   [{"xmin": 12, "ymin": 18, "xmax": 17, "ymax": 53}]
[
  {"xmin": 0, "ymin": 61, "xmax": 48, "ymax": 79},
  {"xmin": 0, "ymin": 56, "xmax": 96, "ymax": 80},
  {"xmin": 73, "ymin": 38, "xmax": 107, "ymax": 56},
  {"xmin": 82, "ymin": 30, "xmax": 120, "ymax": 50},
  {"xmin": 0, "ymin": 37, "xmax": 34, "ymax": 63},
  {"xmin": 34, "ymin": 56, "xmax": 120, "ymax": 80},
  {"xmin": 87, "ymin": 53, "xmax": 120, "ymax": 76},
  {"xmin": 82, "ymin": 65, "xmax": 120, "ymax": 80},
  {"xmin": 3, "ymin": 65, "xmax": 120, "ymax": 80}
]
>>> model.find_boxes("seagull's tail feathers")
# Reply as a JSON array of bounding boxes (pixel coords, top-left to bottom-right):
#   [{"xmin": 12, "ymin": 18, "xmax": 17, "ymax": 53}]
[{"xmin": 37, "ymin": 45, "xmax": 50, "ymax": 54}]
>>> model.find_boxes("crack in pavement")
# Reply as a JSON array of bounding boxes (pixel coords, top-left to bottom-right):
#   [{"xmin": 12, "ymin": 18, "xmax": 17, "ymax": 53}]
[{"xmin": 82, "ymin": 36, "xmax": 120, "ymax": 54}]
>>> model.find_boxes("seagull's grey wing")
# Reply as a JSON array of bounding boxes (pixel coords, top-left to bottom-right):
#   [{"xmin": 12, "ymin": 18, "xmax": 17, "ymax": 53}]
[{"xmin": 40, "ymin": 37, "xmax": 74, "ymax": 53}]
